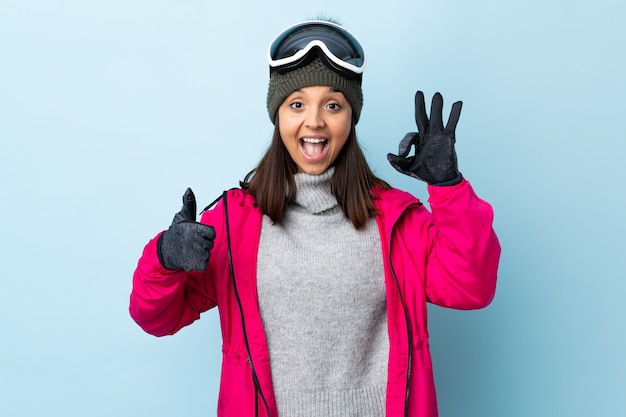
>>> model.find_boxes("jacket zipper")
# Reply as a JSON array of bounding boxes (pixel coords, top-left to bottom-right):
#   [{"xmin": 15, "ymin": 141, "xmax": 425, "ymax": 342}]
[
  {"xmin": 223, "ymin": 191, "xmax": 270, "ymax": 417},
  {"xmin": 388, "ymin": 203, "xmax": 420, "ymax": 417}
]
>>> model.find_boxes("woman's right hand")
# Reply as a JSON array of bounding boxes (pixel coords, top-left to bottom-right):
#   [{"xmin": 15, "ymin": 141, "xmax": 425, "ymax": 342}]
[{"xmin": 157, "ymin": 188, "xmax": 216, "ymax": 272}]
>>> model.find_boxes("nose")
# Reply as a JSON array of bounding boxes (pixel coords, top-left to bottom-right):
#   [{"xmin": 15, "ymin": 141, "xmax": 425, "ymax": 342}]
[{"xmin": 304, "ymin": 107, "xmax": 325, "ymax": 129}]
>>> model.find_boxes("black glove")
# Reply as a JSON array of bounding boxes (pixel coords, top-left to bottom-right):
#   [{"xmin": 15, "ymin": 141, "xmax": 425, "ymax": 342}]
[
  {"xmin": 387, "ymin": 91, "xmax": 463, "ymax": 186},
  {"xmin": 157, "ymin": 188, "xmax": 216, "ymax": 272}
]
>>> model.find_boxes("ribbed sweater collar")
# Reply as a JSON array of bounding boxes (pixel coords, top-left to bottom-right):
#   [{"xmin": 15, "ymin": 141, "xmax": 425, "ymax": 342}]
[{"xmin": 293, "ymin": 167, "xmax": 338, "ymax": 214}]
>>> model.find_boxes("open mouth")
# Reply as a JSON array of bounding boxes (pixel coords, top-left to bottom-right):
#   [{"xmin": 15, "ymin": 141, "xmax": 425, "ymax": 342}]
[{"xmin": 300, "ymin": 137, "xmax": 329, "ymax": 159}]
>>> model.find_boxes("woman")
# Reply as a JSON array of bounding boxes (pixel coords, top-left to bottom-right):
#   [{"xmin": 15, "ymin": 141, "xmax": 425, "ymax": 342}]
[{"xmin": 130, "ymin": 19, "xmax": 500, "ymax": 417}]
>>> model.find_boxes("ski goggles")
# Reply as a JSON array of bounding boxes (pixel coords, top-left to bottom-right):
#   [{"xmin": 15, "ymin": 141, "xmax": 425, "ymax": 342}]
[{"xmin": 268, "ymin": 20, "xmax": 366, "ymax": 79}]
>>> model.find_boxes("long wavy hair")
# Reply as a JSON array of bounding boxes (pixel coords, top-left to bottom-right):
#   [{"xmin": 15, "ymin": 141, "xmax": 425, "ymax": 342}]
[{"xmin": 240, "ymin": 116, "xmax": 390, "ymax": 229}]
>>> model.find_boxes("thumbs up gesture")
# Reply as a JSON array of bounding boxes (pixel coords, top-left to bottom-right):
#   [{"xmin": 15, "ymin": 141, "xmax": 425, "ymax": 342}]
[{"xmin": 157, "ymin": 188, "xmax": 216, "ymax": 272}]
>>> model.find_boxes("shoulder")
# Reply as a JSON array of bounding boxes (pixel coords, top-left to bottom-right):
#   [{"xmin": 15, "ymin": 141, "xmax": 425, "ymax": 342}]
[
  {"xmin": 372, "ymin": 185, "xmax": 421, "ymax": 211},
  {"xmin": 200, "ymin": 188, "xmax": 260, "ymax": 224},
  {"xmin": 372, "ymin": 185, "xmax": 428, "ymax": 228}
]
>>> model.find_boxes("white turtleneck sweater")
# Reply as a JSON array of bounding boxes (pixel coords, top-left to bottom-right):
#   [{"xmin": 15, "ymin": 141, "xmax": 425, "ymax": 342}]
[{"xmin": 256, "ymin": 168, "xmax": 389, "ymax": 417}]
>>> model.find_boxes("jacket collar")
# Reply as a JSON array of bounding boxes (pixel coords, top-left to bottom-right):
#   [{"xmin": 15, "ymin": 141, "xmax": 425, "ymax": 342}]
[{"xmin": 372, "ymin": 186, "xmax": 422, "ymax": 227}]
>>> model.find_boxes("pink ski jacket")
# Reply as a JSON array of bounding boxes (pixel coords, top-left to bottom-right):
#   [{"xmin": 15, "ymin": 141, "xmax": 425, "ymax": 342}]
[{"xmin": 130, "ymin": 179, "xmax": 500, "ymax": 417}]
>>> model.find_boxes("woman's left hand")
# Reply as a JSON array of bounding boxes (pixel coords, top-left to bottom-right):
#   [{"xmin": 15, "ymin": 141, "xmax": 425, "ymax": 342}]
[{"xmin": 387, "ymin": 91, "xmax": 463, "ymax": 186}]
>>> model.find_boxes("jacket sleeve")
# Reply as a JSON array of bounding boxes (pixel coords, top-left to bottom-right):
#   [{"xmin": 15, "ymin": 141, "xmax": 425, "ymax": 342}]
[
  {"xmin": 129, "ymin": 229, "xmax": 218, "ymax": 337},
  {"xmin": 423, "ymin": 179, "xmax": 501, "ymax": 309}
]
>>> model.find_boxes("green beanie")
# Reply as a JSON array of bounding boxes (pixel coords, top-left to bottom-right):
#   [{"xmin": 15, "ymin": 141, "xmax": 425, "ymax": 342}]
[{"xmin": 266, "ymin": 58, "xmax": 363, "ymax": 125}]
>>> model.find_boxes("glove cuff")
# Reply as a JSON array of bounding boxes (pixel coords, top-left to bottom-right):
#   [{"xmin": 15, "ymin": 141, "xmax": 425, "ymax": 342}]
[
  {"xmin": 156, "ymin": 231, "xmax": 178, "ymax": 271},
  {"xmin": 431, "ymin": 172, "xmax": 463, "ymax": 186}
]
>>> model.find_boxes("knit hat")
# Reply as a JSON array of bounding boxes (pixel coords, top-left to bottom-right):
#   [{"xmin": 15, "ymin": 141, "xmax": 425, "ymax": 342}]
[{"xmin": 266, "ymin": 58, "xmax": 363, "ymax": 124}]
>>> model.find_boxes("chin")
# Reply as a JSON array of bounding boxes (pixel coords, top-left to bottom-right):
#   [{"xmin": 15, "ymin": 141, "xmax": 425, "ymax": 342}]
[{"xmin": 299, "ymin": 165, "xmax": 329, "ymax": 175}]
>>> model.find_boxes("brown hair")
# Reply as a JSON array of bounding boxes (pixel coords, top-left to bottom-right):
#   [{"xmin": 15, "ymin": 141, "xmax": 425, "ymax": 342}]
[{"xmin": 241, "ymin": 117, "xmax": 390, "ymax": 229}]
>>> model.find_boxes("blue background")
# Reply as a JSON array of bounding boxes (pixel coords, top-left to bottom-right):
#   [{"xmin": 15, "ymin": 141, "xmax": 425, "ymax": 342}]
[{"xmin": 1, "ymin": 1, "xmax": 625, "ymax": 416}]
